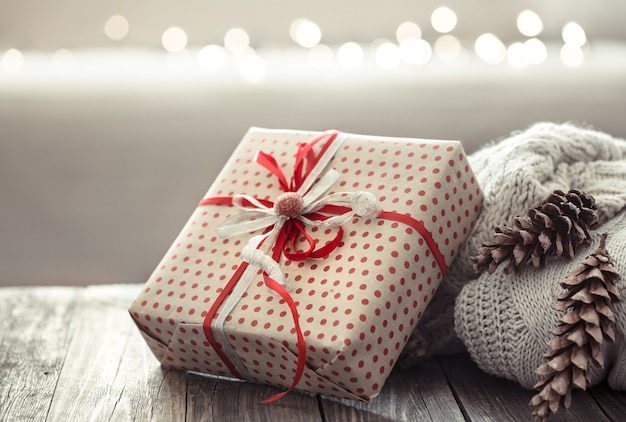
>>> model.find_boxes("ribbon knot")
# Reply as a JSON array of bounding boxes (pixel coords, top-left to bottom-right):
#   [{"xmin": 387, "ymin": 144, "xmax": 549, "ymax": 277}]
[
  {"xmin": 202, "ymin": 131, "xmax": 378, "ymax": 401},
  {"xmin": 199, "ymin": 130, "xmax": 448, "ymax": 402},
  {"xmin": 274, "ymin": 192, "xmax": 304, "ymax": 218},
  {"xmin": 216, "ymin": 173, "xmax": 381, "ymax": 285},
  {"xmin": 214, "ymin": 144, "xmax": 381, "ymax": 268}
]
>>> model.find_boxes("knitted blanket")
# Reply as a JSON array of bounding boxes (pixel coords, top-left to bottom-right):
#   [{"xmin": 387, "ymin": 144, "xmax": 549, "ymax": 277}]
[{"xmin": 400, "ymin": 122, "xmax": 626, "ymax": 391}]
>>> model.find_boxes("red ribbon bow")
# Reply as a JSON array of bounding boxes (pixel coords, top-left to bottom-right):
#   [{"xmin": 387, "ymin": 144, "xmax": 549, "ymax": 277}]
[{"xmin": 199, "ymin": 131, "xmax": 448, "ymax": 401}]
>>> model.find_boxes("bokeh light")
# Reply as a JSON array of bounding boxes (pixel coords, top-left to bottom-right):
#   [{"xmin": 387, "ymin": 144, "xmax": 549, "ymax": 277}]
[
  {"xmin": 507, "ymin": 42, "xmax": 529, "ymax": 68},
  {"xmin": 240, "ymin": 54, "xmax": 266, "ymax": 82},
  {"xmin": 474, "ymin": 33, "xmax": 506, "ymax": 64},
  {"xmin": 51, "ymin": 49, "xmax": 75, "ymax": 72},
  {"xmin": 524, "ymin": 38, "xmax": 547, "ymax": 65},
  {"xmin": 431, "ymin": 6, "xmax": 457, "ymax": 34},
  {"xmin": 290, "ymin": 19, "xmax": 322, "ymax": 48},
  {"xmin": 396, "ymin": 21, "xmax": 422, "ymax": 42},
  {"xmin": 434, "ymin": 35, "xmax": 461, "ymax": 62},
  {"xmin": 162, "ymin": 27, "xmax": 187, "ymax": 53},
  {"xmin": 2, "ymin": 48, "xmax": 23, "ymax": 73},
  {"xmin": 308, "ymin": 44, "xmax": 333, "ymax": 69},
  {"xmin": 104, "ymin": 15, "xmax": 129, "ymax": 41},
  {"xmin": 516, "ymin": 10, "xmax": 543, "ymax": 37},
  {"xmin": 1, "ymin": 10, "xmax": 589, "ymax": 79},
  {"xmin": 224, "ymin": 28, "xmax": 250, "ymax": 53},
  {"xmin": 197, "ymin": 44, "xmax": 227, "ymax": 71},
  {"xmin": 400, "ymin": 38, "xmax": 432, "ymax": 65},
  {"xmin": 337, "ymin": 42, "xmax": 364, "ymax": 69},
  {"xmin": 375, "ymin": 41, "xmax": 401, "ymax": 69},
  {"xmin": 231, "ymin": 46, "xmax": 257, "ymax": 67},
  {"xmin": 561, "ymin": 44, "xmax": 584, "ymax": 67},
  {"xmin": 562, "ymin": 22, "xmax": 586, "ymax": 47}
]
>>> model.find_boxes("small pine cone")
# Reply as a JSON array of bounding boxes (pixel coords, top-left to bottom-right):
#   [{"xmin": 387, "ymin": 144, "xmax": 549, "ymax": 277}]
[
  {"xmin": 472, "ymin": 189, "xmax": 599, "ymax": 274},
  {"xmin": 530, "ymin": 233, "xmax": 621, "ymax": 421}
]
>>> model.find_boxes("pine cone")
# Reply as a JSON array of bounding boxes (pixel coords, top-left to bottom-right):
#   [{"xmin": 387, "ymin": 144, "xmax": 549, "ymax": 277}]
[
  {"xmin": 530, "ymin": 233, "xmax": 621, "ymax": 421},
  {"xmin": 472, "ymin": 189, "xmax": 599, "ymax": 274}
]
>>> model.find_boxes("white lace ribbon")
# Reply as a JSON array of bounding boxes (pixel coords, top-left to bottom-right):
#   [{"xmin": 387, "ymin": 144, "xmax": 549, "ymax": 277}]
[{"xmin": 214, "ymin": 169, "xmax": 380, "ymax": 242}]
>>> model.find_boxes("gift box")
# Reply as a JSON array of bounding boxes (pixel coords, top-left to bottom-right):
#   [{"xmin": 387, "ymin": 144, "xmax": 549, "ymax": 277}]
[{"xmin": 130, "ymin": 128, "xmax": 482, "ymax": 401}]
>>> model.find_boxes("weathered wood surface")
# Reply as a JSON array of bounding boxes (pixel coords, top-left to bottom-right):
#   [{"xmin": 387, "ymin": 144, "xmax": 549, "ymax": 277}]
[{"xmin": 1, "ymin": 284, "xmax": 625, "ymax": 422}]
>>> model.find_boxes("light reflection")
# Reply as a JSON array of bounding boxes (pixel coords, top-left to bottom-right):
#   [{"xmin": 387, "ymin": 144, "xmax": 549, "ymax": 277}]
[
  {"xmin": 337, "ymin": 42, "xmax": 364, "ymax": 69},
  {"xmin": 240, "ymin": 54, "xmax": 266, "ymax": 82},
  {"xmin": 224, "ymin": 28, "xmax": 250, "ymax": 53},
  {"xmin": 507, "ymin": 42, "xmax": 529, "ymax": 68},
  {"xmin": 431, "ymin": 6, "xmax": 457, "ymax": 34},
  {"xmin": 290, "ymin": 19, "xmax": 322, "ymax": 48},
  {"xmin": 197, "ymin": 44, "xmax": 227, "ymax": 71},
  {"xmin": 375, "ymin": 41, "xmax": 400, "ymax": 69},
  {"xmin": 232, "ymin": 46, "xmax": 257, "ymax": 67},
  {"xmin": 2, "ymin": 48, "xmax": 23, "ymax": 73},
  {"xmin": 474, "ymin": 33, "xmax": 506, "ymax": 64},
  {"xmin": 399, "ymin": 38, "xmax": 432, "ymax": 65},
  {"xmin": 104, "ymin": 14, "xmax": 129, "ymax": 41},
  {"xmin": 506, "ymin": 38, "xmax": 548, "ymax": 68},
  {"xmin": 524, "ymin": 38, "xmax": 547, "ymax": 65},
  {"xmin": 308, "ymin": 44, "xmax": 333, "ymax": 68},
  {"xmin": 162, "ymin": 27, "xmax": 187, "ymax": 53},
  {"xmin": 396, "ymin": 22, "xmax": 422, "ymax": 42},
  {"xmin": 434, "ymin": 35, "xmax": 461, "ymax": 62},
  {"xmin": 561, "ymin": 44, "xmax": 584, "ymax": 67},
  {"xmin": 517, "ymin": 10, "xmax": 543, "ymax": 37},
  {"xmin": 51, "ymin": 49, "xmax": 75, "ymax": 72}
]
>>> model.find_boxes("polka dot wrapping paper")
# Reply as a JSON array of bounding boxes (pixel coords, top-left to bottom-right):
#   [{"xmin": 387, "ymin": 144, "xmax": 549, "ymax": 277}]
[{"xmin": 129, "ymin": 128, "xmax": 482, "ymax": 401}]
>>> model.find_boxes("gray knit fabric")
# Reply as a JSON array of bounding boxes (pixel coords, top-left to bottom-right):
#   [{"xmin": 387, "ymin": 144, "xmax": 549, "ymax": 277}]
[
  {"xmin": 399, "ymin": 122, "xmax": 626, "ymax": 367},
  {"xmin": 455, "ymin": 214, "xmax": 626, "ymax": 390}
]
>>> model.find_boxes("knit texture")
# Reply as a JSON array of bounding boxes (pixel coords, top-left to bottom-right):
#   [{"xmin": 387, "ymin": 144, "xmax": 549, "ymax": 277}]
[
  {"xmin": 400, "ymin": 122, "xmax": 626, "ymax": 365},
  {"xmin": 455, "ymin": 214, "xmax": 626, "ymax": 390}
]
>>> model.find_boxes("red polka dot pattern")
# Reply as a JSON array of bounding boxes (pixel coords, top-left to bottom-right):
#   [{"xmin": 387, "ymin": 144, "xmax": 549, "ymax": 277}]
[{"xmin": 130, "ymin": 128, "xmax": 483, "ymax": 402}]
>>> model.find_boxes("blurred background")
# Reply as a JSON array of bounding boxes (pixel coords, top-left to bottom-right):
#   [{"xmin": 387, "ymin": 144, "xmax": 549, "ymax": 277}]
[{"xmin": 1, "ymin": 0, "xmax": 625, "ymax": 286}]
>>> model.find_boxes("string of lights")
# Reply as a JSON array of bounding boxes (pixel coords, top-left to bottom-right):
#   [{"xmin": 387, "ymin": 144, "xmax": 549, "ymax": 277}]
[{"xmin": 1, "ymin": 7, "xmax": 591, "ymax": 80}]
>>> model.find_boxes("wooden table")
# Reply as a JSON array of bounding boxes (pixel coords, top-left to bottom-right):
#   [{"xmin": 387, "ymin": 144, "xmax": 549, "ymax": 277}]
[{"xmin": 1, "ymin": 284, "xmax": 624, "ymax": 421}]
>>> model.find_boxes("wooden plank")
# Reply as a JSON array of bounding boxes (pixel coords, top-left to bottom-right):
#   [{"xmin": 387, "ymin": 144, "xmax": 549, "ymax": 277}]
[
  {"xmin": 107, "ymin": 320, "xmax": 188, "ymax": 421},
  {"xmin": 0, "ymin": 286, "xmax": 79, "ymax": 422},
  {"xmin": 589, "ymin": 382, "xmax": 626, "ymax": 422},
  {"xmin": 439, "ymin": 354, "xmax": 612, "ymax": 422},
  {"xmin": 319, "ymin": 358, "xmax": 465, "ymax": 421},
  {"xmin": 45, "ymin": 284, "xmax": 188, "ymax": 421},
  {"xmin": 11, "ymin": 283, "xmax": 624, "ymax": 422},
  {"xmin": 186, "ymin": 372, "xmax": 323, "ymax": 422}
]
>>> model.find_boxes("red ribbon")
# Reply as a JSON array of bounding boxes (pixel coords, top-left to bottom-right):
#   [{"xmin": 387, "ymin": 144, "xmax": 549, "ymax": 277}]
[{"xmin": 199, "ymin": 131, "xmax": 447, "ymax": 401}]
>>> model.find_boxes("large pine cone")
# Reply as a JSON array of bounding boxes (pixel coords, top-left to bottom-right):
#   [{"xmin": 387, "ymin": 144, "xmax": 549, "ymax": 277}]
[
  {"xmin": 530, "ymin": 233, "xmax": 621, "ymax": 421},
  {"xmin": 472, "ymin": 189, "xmax": 599, "ymax": 274}
]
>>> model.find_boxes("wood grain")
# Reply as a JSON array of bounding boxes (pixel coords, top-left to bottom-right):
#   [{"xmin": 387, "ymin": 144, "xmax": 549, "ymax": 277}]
[
  {"xmin": 0, "ymin": 287, "xmax": 79, "ymax": 421},
  {"xmin": 186, "ymin": 372, "xmax": 322, "ymax": 422},
  {"xmin": 320, "ymin": 359, "xmax": 465, "ymax": 421},
  {"xmin": 439, "ymin": 354, "xmax": 612, "ymax": 422},
  {"xmin": 1, "ymin": 285, "xmax": 625, "ymax": 422},
  {"xmin": 589, "ymin": 382, "xmax": 626, "ymax": 422},
  {"xmin": 44, "ymin": 284, "xmax": 164, "ymax": 421},
  {"xmin": 107, "ymin": 315, "xmax": 188, "ymax": 421}
]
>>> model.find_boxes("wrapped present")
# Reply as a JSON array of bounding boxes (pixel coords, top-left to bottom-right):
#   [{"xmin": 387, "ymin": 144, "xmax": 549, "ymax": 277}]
[{"xmin": 129, "ymin": 128, "xmax": 482, "ymax": 401}]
